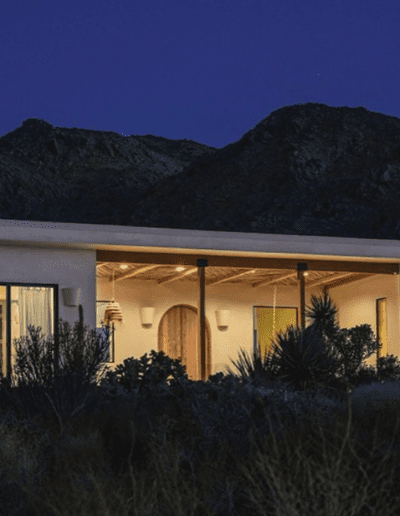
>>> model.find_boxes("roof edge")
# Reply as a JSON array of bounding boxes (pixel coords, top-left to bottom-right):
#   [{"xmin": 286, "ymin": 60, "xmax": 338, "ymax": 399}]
[{"xmin": 0, "ymin": 218, "xmax": 399, "ymax": 260}]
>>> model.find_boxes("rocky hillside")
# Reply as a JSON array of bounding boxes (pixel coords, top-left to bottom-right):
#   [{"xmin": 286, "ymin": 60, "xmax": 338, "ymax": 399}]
[
  {"xmin": 0, "ymin": 118, "xmax": 218, "ymax": 226},
  {"xmin": 130, "ymin": 103, "xmax": 400, "ymax": 240},
  {"xmin": 2, "ymin": 103, "xmax": 400, "ymax": 240}
]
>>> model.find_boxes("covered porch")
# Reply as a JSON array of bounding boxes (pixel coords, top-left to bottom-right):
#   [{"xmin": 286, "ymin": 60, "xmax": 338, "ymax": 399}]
[{"xmin": 96, "ymin": 249, "xmax": 399, "ymax": 383}]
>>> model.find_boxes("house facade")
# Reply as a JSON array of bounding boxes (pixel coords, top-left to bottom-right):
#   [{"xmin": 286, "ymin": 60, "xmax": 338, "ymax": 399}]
[{"xmin": 0, "ymin": 218, "xmax": 398, "ymax": 386}]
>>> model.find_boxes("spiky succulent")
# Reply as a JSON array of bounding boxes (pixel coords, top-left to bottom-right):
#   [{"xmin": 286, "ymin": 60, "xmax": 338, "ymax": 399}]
[
  {"xmin": 259, "ymin": 323, "xmax": 343, "ymax": 392},
  {"xmin": 224, "ymin": 290, "xmax": 383, "ymax": 396}
]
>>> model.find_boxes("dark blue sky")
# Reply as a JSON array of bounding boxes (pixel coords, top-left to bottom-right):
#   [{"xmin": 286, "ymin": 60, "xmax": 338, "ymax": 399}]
[{"xmin": 1, "ymin": 0, "xmax": 399, "ymax": 149}]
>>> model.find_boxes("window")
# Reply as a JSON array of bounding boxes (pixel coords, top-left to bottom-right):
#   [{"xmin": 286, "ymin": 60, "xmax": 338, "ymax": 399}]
[
  {"xmin": 0, "ymin": 283, "xmax": 57, "ymax": 384},
  {"xmin": 254, "ymin": 305, "xmax": 298, "ymax": 361}
]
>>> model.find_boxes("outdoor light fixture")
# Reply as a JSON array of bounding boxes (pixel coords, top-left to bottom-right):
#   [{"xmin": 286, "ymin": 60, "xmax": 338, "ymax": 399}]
[
  {"xmin": 103, "ymin": 270, "xmax": 123, "ymax": 325},
  {"xmin": 216, "ymin": 309, "xmax": 230, "ymax": 331},
  {"xmin": 100, "ymin": 270, "xmax": 123, "ymax": 364},
  {"xmin": 140, "ymin": 306, "xmax": 155, "ymax": 328},
  {"xmin": 61, "ymin": 287, "xmax": 82, "ymax": 307}
]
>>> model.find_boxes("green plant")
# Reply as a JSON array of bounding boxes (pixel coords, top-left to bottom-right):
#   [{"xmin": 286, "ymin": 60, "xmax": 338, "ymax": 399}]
[
  {"xmin": 0, "ymin": 307, "xmax": 116, "ymax": 437},
  {"xmin": 377, "ymin": 353, "xmax": 400, "ymax": 380},
  {"xmin": 261, "ymin": 323, "xmax": 344, "ymax": 392},
  {"xmin": 4, "ymin": 358, "xmax": 400, "ymax": 516},
  {"xmin": 223, "ymin": 290, "xmax": 392, "ymax": 398},
  {"xmin": 302, "ymin": 292, "xmax": 400, "ymax": 395},
  {"xmin": 223, "ymin": 294, "xmax": 345, "ymax": 395},
  {"xmin": 302, "ymin": 291, "xmax": 383, "ymax": 381},
  {"xmin": 305, "ymin": 296, "xmax": 400, "ymax": 393},
  {"xmin": 9, "ymin": 305, "xmax": 114, "ymax": 391},
  {"xmin": 98, "ymin": 349, "xmax": 192, "ymax": 396}
]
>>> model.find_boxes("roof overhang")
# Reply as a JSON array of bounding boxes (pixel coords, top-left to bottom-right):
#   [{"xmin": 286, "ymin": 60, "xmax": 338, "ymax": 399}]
[
  {"xmin": 1, "ymin": 219, "xmax": 399, "ymax": 290},
  {"xmin": 0, "ymin": 218, "xmax": 400, "ymax": 260}
]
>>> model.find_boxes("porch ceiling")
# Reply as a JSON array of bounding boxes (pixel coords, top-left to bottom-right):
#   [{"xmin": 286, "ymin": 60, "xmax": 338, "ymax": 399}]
[{"xmin": 96, "ymin": 258, "xmax": 397, "ymax": 291}]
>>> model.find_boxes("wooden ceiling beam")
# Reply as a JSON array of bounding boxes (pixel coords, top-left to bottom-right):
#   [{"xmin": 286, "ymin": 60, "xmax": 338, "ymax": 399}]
[
  {"xmin": 206, "ymin": 269, "xmax": 257, "ymax": 286},
  {"xmin": 252, "ymin": 271, "xmax": 299, "ymax": 288},
  {"xmin": 317, "ymin": 273, "xmax": 379, "ymax": 291},
  {"xmin": 158, "ymin": 267, "xmax": 197, "ymax": 285},
  {"xmin": 96, "ymin": 250, "xmax": 399, "ymax": 275},
  {"xmin": 110, "ymin": 264, "xmax": 162, "ymax": 282},
  {"xmin": 306, "ymin": 272, "xmax": 358, "ymax": 289}
]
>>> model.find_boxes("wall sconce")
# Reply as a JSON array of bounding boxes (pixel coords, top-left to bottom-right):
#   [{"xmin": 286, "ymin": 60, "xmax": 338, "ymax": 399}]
[
  {"xmin": 140, "ymin": 306, "xmax": 155, "ymax": 328},
  {"xmin": 216, "ymin": 309, "xmax": 230, "ymax": 331},
  {"xmin": 61, "ymin": 287, "xmax": 82, "ymax": 307}
]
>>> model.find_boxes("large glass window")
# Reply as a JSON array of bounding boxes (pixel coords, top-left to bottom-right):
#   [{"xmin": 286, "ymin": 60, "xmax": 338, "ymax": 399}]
[{"xmin": 0, "ymin": 284, "xmax": 56, "ymax": 383}]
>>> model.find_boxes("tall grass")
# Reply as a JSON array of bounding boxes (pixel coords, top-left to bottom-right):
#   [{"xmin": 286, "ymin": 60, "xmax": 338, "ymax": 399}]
[{"xmin": 0, "ymin": 375, "xmax": 399, "ymax": 515}]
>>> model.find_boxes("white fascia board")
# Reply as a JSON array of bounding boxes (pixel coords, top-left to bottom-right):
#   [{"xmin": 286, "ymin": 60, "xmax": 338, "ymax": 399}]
[{"xmin": 0, "ymin": 218, "xmax": 399, "ymax": 262}]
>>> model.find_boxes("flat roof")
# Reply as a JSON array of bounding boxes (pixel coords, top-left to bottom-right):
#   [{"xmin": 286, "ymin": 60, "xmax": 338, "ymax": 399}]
[{"xmin": 0, "ymin": 218, "xmax": 399, "ymax": 263}]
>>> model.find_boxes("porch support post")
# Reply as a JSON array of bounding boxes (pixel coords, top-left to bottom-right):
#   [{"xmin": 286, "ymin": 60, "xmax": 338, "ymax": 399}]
[
  {"xmin": 6, "ymin": 285, "xmax": 11, "ymax": 387},
  {"xmin": 197, "ymin": 258, "xmax": 208, "ymax": 381},
  {"xmin": 53, "ymin": 285, "xmax": 60, "ymax": 380},
  {"xmin": 297, "ymin": 263, "xmax": 308, "ymax": 332}
]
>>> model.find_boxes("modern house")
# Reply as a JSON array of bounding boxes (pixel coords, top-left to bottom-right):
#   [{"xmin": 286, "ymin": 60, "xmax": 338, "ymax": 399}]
[{"xmin": 0, "ymin": 217, "xmax": 398, "ymax": 386}]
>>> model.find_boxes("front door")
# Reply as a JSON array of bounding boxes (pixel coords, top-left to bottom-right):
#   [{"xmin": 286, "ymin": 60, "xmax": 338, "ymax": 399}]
[{"xmin": 158, "ymin": 304, "xmax": 211, "ymax": 381}]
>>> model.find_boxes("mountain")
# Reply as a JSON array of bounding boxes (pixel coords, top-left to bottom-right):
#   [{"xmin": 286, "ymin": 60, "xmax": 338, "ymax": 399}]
[
  {"xmin": 0, "ymin": 118, "xmax": 218, "ymax": 226},
  {"xmin": 130, "ymin": 102, "xmax": 400, "ymax": 240},
  {"xmin": 2, "ymin": 103, "xmax": 400, "ymax": 240}
]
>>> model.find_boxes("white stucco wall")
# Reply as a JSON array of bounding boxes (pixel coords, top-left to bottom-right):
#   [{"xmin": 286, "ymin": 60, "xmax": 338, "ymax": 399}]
[
  {"xmin": 326, "ymin": 273, "xmax": 400, "ymax": 369},
  {"xmin": 0, "ymin": 245, "xmax": 97, "ymax": 376}
]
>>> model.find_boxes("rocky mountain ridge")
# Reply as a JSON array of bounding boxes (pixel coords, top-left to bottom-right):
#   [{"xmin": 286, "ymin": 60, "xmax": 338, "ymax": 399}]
[
  {"xmin": 2, "ymin": 103, "xmax": 400, "ymax": 240},
  {"xmin": 0, "ymin": 118, "xmax": 218, "ymax": 226}
]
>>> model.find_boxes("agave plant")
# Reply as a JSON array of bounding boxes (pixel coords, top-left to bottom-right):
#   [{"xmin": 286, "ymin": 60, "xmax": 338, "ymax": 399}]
[
  {"xmin": 260, "ymin": 323, "xmax": 343, "ymax": 393},
  {"xmin": 224, "ymin": 290, "xmax": 384, "ymax": 397},
  {"xmin": 303, "ymin": 290, "xmax": 383, "ymax": 381},
  {"xmin": 223, "ymin": 326, "xmax": 342, "ymax": 395}
]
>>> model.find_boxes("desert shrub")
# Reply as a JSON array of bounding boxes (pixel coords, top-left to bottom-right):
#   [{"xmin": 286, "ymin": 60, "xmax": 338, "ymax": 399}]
[
  {"xmin": 376, "ymin": 353, "xmax": 400, "ymax": 381},
  {"xmin": 158, "ymin": 373, "xmax": 343, "ymax": 466},
  {"xmin": 97, "ymin": 349, "xmax": 193, "ymax": 397},
  {"xmin": 90, "ymin": 345, "xmax": 353, "ymax": 488},
  {"xmin": 9, "ymin": 305, "xmax": 113, "ymax": 391},
  {"xmin": 91, "ymin": 366, "xmax": 322, "ymax": 494},
  {"xmin": 222, "ymin": 291, "xmax": 397, "ymax": 402},
  {"xmin": 339, "ymin": 354, "xmax": 400, "ymax": 402},
  {"xmin": 349, "ymin": 377, "xmax": 400, "ymax": 421},
  {"xmin": 86, "ymin": 396, "xmax": 150, "ymax": 482},
  {"xmin": 0, "ymin": 306, "xmax": 115, "ymax": 437},
  {"xmin": 331, "ymin": 378, "xmax": 400, "ymax": 504}
]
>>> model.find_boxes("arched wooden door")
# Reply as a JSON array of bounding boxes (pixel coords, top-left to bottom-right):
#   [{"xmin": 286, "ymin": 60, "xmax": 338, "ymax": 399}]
[{"xmin": 158, "ymin": 304, "xmax": 211, "ymax": 381}]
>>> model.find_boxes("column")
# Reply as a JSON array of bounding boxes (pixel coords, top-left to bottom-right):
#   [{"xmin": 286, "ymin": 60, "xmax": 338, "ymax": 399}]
[
  {"xmin": 197, "ymin": 258, "xmax": 208, "ymax": 380},
  {"xmin": 297, "ymin": 263, "xmax": 308, "ymax": 331}
]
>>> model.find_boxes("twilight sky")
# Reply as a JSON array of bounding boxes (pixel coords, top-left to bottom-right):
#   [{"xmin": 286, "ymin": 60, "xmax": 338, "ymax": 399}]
[{"xmin": 1, "ymin": 0, "xmax": 399, "ymax": 149}]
